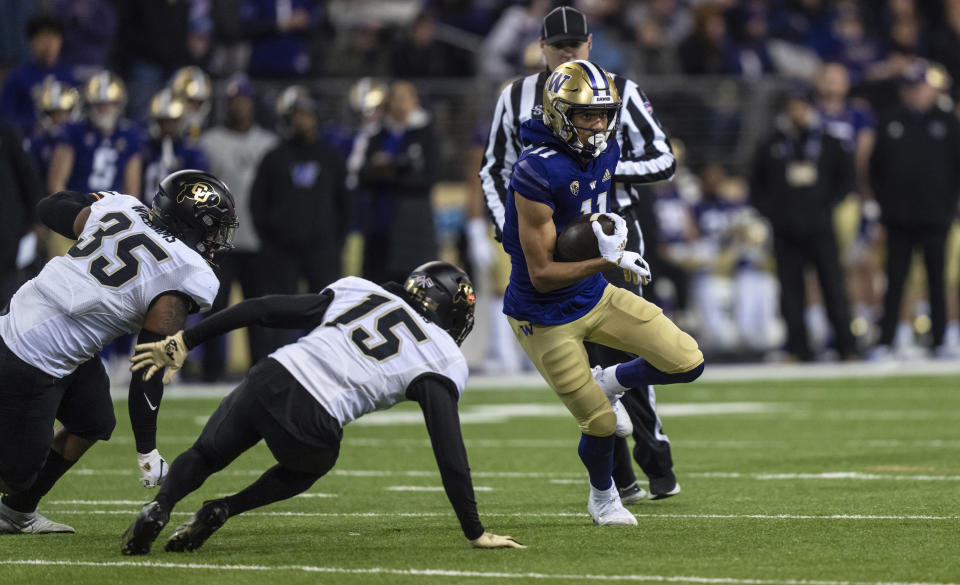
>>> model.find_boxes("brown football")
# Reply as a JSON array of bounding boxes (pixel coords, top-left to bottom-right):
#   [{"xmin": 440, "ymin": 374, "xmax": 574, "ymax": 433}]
[{"xmin": 556, "ymin": 213, "xmax": 616, "ymax": 262}]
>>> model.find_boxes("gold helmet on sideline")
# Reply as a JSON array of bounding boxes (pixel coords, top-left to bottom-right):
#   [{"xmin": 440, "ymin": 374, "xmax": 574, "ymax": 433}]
[
  {"xmin": 34, "ymin": 77, "xmax": 79, "ymax": 130},
  {"xmin": 542, "ymin": 60, "xmax": 621, "ymax": 158},
  {"xmin": 170, "ymin": 66, "xmax": 212, "ymax": 104},
  {"xmin": 83, "ymin": 70, "xmax": 126, "ymax": 133},
  {"xmin": 148, "ymin": 87, "xmax": 187, "ymax": 139}
]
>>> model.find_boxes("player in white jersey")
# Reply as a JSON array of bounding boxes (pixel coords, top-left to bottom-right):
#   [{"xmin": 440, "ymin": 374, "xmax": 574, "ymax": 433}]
[
  {"xmin": 0, "ymin": 169, "xmax": 237, "ymax": 534},
  {"xmin": 120, "ymin": 262, "xmax": 525, "ymax": 554}
]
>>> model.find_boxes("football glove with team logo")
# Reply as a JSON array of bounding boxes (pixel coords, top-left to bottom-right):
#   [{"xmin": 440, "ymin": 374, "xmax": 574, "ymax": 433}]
[
  {"xmin": 137, "ymin": 449, "xmax": 168, "ymax": 488},
  {"xmin": 131, "ymin": 331, "xmax": 188, "ymax": 384},
  {"xmin": 592, "ymin": 214, "xmax": 652, "ymax": 285}
]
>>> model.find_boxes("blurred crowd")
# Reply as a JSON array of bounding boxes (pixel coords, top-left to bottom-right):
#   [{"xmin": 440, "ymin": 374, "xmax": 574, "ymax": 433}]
[{"xmin": 1, "ymin": 0, "xmax": 959, "ymax": 376}]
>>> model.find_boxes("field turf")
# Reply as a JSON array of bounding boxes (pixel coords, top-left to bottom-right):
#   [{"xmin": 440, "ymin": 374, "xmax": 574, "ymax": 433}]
[{"xmin": 2, "ymin": 372, "xmax": 959, "ymax": 585}]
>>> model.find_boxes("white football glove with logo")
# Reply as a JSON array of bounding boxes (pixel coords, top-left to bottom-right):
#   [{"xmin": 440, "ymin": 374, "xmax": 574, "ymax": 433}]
[
  {"xmin": 130, "ymin": 331, "xmax": 188, "ymax": 384},
  {"xmin": 137, "ymin": 449, "xmax": 168, "ymax": 488},
  {"xmin": 592, "ymin": 215, "xmax": 652, "ymax": 285},
  {"xmin": 470, "ymin": 532, "xmax": 527, "ymax": 549}
]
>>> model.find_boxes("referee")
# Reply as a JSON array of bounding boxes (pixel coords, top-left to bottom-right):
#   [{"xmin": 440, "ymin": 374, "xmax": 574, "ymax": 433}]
[{"xmin": 479, "ymin": 5, "xmax": 679, "ymax": 501}]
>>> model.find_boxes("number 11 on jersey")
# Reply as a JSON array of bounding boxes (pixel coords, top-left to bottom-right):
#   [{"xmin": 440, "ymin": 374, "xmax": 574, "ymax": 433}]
[{"xmin": 580, "ymin": 191, "xmax": 608, "ymax": 215}]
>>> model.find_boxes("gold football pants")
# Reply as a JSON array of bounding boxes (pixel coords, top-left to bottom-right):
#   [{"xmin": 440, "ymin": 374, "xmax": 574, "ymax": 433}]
[{"xmin": 508, "ymin": 285, "xmax": 703, "ymax": 437}]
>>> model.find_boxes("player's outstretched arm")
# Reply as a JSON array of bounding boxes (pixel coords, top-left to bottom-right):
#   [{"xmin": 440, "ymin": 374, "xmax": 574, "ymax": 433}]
[
  {"xmin": 131, "ymin": 291, "xmax": 336, "ymax": 382},
  {"xmin": 408, "ymin": 375, "xmax": 526, "ymax": 549}
]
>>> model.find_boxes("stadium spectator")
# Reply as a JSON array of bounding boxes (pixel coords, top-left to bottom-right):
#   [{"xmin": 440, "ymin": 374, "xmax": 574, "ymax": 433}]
[
  {"xmin": 241, "ymin": 0, "xmax": 321, "ymax": 78},
  {"xmin": 626, "ymin": 0, "xmax": 692, "ymax": 49},
  {"xmin": 819, "ymin": 2, "xmax": 882, "ymax": 83},
  {"xmin": 0, "ymin": 120, "xmax": 44, "ymax": 306},
  {"xmin": 868, "ymin": 61, "xmax": 960, "ymax": 359},
  {"xmin": 930, "ymin": 0, "xmax": 960, "ymax": 101},
  {"xmin": 478, "ymin": 0, "xmax": 551, "ymax": 79},
  {"xmin": 51, "ymin": 0, "xmax": 117, "ymax": 79},
  {"xmin": 198, "ymin": 74, "xmax": 279, "ymax": 377},
  {"xmin": 324, "ymin": 22, "xmax": 390, "ymax": 78},
  {"xmin": 251, "ymin": 86, "xmax": 349, "ymax": 353},
  {"xmin": 629, "ymin": 17, "xmax": 682, "ymax": 76},
  {"xmin": 354, "ymin": 80, "xmax": 439, "ymax": 284},
  {"xmin": 0, "ymin": 14, "xmax": 73, "ymax": 136},
  {"xmin": 112, "ymin": 0, "xmax": 200, "ymax": 119},
  {"xmin": 678, "ymin": 3, "xmax": 735, "ymax": 75},
  {"xmin": 750, "ymin": 86, "xmax": 858, "ymax": 362},
  {"xmin": 390, "ymin": 11, "xmax": 470, "ymax": 78}
]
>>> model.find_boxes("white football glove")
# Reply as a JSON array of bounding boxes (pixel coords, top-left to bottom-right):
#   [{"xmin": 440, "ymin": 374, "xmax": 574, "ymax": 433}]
[
  {"xmin": 470, "ymin": 531, "xmax": 526, "ymax": 549},
  {"xmin": 466, "ymin": 217, "xmax": 494, "ymax": 271},
  {"xmin": 130, "ymin": 331, "xmax": 188, "ymax": 384},
  {"xmin": 137, "ymin": 449, "xmax": 168, "ymax": 488},
  {"xmin": 592, "ymin": 218, "xmax": 652, "ymax": 285}
]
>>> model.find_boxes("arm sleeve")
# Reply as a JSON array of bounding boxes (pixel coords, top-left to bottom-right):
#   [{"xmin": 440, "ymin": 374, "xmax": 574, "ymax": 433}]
[
  {"xmin": 614, "ymin": 81, "xmax": 676, "ymax": 184},
  {"xmin": 182, "ymin": 290, "xmax": 335, "ymax": 349},
  {"xmin": 478, "ymin": 82, "xmax": 520, "ymax": 238},
  {"xmin": 128, "ymin": 329, "xmax": 167, "ymax": 453},
  {"xmin": 406, "ymin": 374, "xmax": 484, "ymax": 540},
  {"xmin": 36, "ymin": 190, "xmax": 100, "ymax": 239}
]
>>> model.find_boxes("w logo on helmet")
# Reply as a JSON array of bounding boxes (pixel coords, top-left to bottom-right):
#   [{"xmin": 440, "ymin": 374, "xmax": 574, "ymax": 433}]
[
  {"xmin": 176, "ymin": 182, "xmax": 221, "ymax": 209},
  {"xmin": 547, "ymin": 72, "xmax": 571, "ymax": 93}
]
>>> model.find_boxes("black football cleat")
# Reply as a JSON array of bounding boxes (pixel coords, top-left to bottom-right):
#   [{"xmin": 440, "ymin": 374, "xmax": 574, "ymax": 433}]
[
  {"xmin": 121, "ymin": 501, "xmax": 169, "ymax": 555},
  {"xmin": 165, "ymin": 499, "xmax": 229, "ymax": 552}
]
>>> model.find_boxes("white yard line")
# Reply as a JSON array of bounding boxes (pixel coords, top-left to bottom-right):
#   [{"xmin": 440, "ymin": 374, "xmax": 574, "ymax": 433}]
[
  {"xmin": 66, "ymin": 468, "xmax": 960, "ymax": 481},
  {"xmin": 36, "ymin": 508, "xmax": 960, "ymax": 521},
  {"xmin": 1, "ymin": 559, "xmax": 957, "ymax": 585}
]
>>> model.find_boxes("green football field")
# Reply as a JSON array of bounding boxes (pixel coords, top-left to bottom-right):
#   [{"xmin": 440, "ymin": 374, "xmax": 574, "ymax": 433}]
[{"xmin": 2, "ymin": 372, "xmax": 959, "ymax": 585}]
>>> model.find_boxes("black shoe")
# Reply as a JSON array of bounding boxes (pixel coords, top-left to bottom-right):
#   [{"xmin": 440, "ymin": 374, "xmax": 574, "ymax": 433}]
[
  {"xmin": 121, "ymin": 501, "xmax": 169, "ymax": 555},
  {"xmin": 649, "ymin": 473, "xmax": 682, "ymax": 501},
  {"xmin": 165, "ymin": 499, "xmax": 229, "ymax": 552}
]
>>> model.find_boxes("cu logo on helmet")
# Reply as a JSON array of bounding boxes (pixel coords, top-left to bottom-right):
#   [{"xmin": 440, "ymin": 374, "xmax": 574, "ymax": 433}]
[{"xmin": 176, "ymin": 182, "xmax": 221, "ymax": 209}]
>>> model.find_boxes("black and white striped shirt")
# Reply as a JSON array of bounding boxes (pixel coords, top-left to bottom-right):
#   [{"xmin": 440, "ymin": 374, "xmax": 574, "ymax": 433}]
[{"xmin": 479, "ymin": 71, "xmax": 675, "ymax": 236}]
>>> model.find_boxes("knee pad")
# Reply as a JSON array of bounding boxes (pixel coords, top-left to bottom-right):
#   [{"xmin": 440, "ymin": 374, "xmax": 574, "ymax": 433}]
[
  {"xmin": 68, "ymin": 411, "xmax": 116, "ymax": 442},
  {"xmin": 582, "ymin": 409, "xmax": 616, "ymax": 437}
]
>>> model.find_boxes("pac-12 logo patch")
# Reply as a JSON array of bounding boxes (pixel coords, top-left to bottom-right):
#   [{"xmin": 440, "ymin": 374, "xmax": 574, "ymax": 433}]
[
  {"xmin": 570, "ymin": 180, "xmax": 580, "ymax": 196},
  {"xmin": 176, "ymin": 182, "xmax": 221, "ymax": 208}
]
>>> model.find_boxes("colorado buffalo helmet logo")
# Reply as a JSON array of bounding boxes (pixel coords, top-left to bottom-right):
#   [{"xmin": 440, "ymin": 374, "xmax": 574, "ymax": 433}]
[{"xmin": 176, "ymin": 182, "xmax": 221, "ymax": 208}]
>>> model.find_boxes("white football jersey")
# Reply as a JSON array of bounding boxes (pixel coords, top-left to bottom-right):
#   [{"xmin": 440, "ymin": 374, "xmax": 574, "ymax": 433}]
[
  {"xmin": 271, "ymin": 277, "xmax": 469, "ymax": 426},
  {"xmin": 0, "ymin": 194, "xmax": 219, "ymax": 377}
]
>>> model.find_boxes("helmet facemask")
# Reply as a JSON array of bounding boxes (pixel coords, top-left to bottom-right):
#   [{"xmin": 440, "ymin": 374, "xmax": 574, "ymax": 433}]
[{"xmin": 552, "ymin": 100, "xmax": 621, "ymax": 158}]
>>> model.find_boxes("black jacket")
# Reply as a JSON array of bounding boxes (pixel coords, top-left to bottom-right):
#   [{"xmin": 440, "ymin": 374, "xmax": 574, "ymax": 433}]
[
  {"xmin": 0, "ymin": 123, "xmax": 43, "ymax": 263},
  {"xmin": 356, "ymin": 116, "xmax": 439, "ymax": 276},
  {"xmin": 251, "ymin": 137, "xmax": 349, "ymax": 251},
  {"xmin": 870, "ymin": 105, "xmax": 960, "ymax": 228},
  {"xmin": 750, "ymin": 122, "xmax": 853, "ymax": 238}
]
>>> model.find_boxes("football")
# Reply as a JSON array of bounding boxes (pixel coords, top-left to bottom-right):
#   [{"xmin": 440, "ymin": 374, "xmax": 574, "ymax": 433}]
[{"xmin": 556, "ymin": 213, "xmax": 616, "ymax": 262}]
